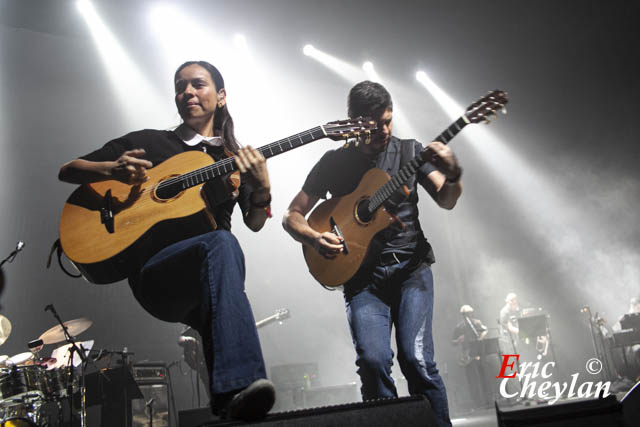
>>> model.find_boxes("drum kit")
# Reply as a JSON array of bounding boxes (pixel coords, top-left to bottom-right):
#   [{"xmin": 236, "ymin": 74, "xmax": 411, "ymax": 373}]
[{"xmin": 0, "ymin": 314, "xmax": 92, "ymax": 426}]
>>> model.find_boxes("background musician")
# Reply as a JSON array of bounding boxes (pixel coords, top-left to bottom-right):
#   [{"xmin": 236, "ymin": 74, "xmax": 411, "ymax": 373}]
[{"xmin": 451, "ymin": 305, "xmax": 489, "ymax": 409}]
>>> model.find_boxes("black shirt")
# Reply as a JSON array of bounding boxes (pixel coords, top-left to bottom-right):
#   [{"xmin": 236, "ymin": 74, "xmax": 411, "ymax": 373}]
[
  {"xmin": 79, "ymin": 129, "xmax": 252, "ymax": 231},
  {"xmin": 302, "ymin": 136, "xmax": 436, "ymax": 255}
]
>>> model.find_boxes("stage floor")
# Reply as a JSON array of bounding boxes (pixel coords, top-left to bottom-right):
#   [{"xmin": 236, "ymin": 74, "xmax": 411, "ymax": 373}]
[{"xmin": 452, "ymin": 409, "xmax": 497, "ymax": 427}]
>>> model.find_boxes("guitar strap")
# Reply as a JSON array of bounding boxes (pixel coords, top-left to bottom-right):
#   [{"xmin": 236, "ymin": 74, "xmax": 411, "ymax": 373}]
[
  {"xmin": 382, "ymin": 139, "xmax": 418, "ymax": 212},
  {"xmin": 399, "ymin": 139, "xmax": 436, "ymax": 267}
]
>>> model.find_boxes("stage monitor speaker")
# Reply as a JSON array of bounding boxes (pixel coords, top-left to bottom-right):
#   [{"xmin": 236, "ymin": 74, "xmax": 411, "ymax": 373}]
[
  {"xmin": 496, "ymin": 395, "xmax": 625, "ymax": 427},
  {"xmin": 193, "ymin": 395, "xmax": 437, "ymax": 427},
  {"xmin": 621, "ymin": 380, "xmax": 640, "ymax": 426}
]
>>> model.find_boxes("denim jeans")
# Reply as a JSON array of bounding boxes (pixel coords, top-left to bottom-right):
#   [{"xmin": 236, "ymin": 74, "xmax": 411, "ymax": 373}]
[
  {"xmin": 131, "ymin": 230, "xmax": 267, "ymax": 396},
  {"xmin": 345, "ymin": 261, "xmax": 451, "ymax": 427}
]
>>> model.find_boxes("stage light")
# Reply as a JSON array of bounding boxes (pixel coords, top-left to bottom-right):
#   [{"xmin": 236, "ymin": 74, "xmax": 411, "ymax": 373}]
[
  {"xmin": 303, "ymin": 44, "xmax": 315, "ymax": 56},
  {"xmin": 76, "ymin": 0, "xmax": 167, "ymax": 129},
  {"xmin": 301, "ymin": 44, "xmax": 364, "ymax": 84},
  {"xmin": 362, "ymin": 61, "xmax": 380, "ymax": 83}
]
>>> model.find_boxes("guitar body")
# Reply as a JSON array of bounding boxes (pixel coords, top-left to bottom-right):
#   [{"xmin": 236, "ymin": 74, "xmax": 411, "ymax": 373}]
[
  {"xmin": 59, "ymin": 151, "xmax": 234, "ymax": 284},
  {"xmin": 303, "ymin": 168, "xmax": 396, "ymax": 287}
]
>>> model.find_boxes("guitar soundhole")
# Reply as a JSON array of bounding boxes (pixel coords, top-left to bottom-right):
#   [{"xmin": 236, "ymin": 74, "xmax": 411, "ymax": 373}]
[
  {"xmin": 355, "ymin": 198, "xmax": 373, "ymax": 224},
  {"xmin": 154, "ymin": 177, "xmax": 183, "ymax": 201}
]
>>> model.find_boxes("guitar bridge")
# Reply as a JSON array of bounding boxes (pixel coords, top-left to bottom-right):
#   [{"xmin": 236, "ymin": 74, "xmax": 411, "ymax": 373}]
[
  {"xmin": 100, "ymin": 189, "xmax": 115, "ymax": 234},
  {"xmin": 330, "ymin": 216, "xmax": 349, "ymax": 254}
]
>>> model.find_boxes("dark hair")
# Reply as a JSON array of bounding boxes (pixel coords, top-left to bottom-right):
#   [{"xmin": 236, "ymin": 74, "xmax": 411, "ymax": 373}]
[
  {"xmin": 347, "ymin": 81, "xmax": 393, "ymax": 119},
  {"xmin": 174, "ymin": 61, "xmax": 240, "ymax": 153}
]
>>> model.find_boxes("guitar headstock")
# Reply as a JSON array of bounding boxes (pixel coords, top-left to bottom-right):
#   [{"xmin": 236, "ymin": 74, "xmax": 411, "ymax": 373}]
[
  {"xmin": 274, "ymin": 308, "xmax": 290, "ymax": 321},
  {"xmin": 322, "ymin": 117, "xmax": 378, "ymax": 144},
  {"xmin": 465, "ymin": 90, "xmax": 509, "ymax": 124}
]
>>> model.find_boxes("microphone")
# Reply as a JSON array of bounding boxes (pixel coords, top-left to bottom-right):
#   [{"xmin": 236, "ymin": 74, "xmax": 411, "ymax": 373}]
[
  {"xmin": 45, "ymin": 304, "xmax": 54, "ymax": 313},
  {"xmin": 177, "ymin": 336, "xmax": 198, "ymax": 346},
  {"xmin": 16, "ymin": 241, "xmax": 24, "ymax": 252}
]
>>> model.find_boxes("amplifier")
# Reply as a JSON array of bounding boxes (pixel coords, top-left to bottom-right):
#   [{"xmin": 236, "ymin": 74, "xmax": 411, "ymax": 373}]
[{"xmin": 133, "ymin": 362, "xmax": 169, "ymax": 384}]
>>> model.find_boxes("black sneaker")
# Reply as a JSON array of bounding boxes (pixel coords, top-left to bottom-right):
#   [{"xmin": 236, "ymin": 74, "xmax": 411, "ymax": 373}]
[{"xmin": 227, "ymin": 379, "xmax": 276, "ymax": 421}]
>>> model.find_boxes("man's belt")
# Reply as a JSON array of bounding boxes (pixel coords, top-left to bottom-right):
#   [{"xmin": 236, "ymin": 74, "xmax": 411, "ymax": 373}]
[{"xmin": 379, "ymin": 251, "xmax": 414, "ymax": 266}]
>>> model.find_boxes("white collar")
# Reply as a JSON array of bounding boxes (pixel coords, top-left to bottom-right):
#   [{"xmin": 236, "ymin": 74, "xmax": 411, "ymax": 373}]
[{"xmin": 174, "ymin": 123, "xmax": 224, "ymax": 147}]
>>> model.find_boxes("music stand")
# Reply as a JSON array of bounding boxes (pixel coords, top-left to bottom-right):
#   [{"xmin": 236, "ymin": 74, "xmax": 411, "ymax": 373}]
[
  {"xmin": 85, "ymin": 366, "xmax": 143, "ymax": 426},
  {"xmin": 466, "ymin": 337, "xmax": 502, "ymax": 408},
  {"xmin": 620, "ymin": 313, "xmax": 640, "ymax": 331},
  {"xmin": 517, "ymin": 314, "xmax": 548, "ymax": 342},
  {"xmin": 469, "ymin": 337, "xmax": 500, "ymax": 359},
  {"xmin": 518, "ymin": 314, "xmax": 559, "ymax": 374}
]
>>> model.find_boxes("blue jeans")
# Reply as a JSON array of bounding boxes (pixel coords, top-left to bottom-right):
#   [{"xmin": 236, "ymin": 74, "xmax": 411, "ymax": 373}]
[
  {"xmin": 345, "ymin": 261, "xmax": 451, "ymax": 427},
  {"xmin": 130, "ymin": 230, "xmax": 267, "ymax": 396}
]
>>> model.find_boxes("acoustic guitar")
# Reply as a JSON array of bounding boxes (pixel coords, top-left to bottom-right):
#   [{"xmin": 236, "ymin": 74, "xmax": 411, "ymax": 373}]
[
  {"xmin": 60, "ymin": 118, "xmax": 376, "ymax": 284},
  {"xmin": 304, "ymin": 90, "xmax": 508, "ymax": 287}
]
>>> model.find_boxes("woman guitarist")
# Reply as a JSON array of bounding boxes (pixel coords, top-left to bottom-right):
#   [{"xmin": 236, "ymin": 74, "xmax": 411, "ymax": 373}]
[{"xmin": 58, "ymin": 61, "xmax": 275, "ymax": 420}]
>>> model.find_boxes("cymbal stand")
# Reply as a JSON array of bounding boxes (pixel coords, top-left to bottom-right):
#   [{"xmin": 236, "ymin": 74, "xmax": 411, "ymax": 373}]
[{"xmin": 44, "ymin": 304, "xmax": 90, "ymax": 427}]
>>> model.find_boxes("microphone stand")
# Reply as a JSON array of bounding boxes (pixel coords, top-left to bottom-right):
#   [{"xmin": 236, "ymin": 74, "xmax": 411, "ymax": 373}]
[
  {"xmin": 0, "ymin": 241, "xmax": 25, "ymax": 267},
  {"xmin": 45, "ymin": 304, "xmax": 89, "ymax": 427}
]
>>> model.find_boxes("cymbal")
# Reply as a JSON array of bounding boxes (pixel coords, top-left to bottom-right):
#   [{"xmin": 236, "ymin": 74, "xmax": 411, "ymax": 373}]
[
  {"xmin": 39, "ymin": 318, "xmax": 92, "ymax": 345},
  {"xmin": 8, "ymin": 351, "xmax": 34, "ymax": 366},
  {"xmin": 0, "ymin": 314, "xmax": 11, "ymax": 346}
]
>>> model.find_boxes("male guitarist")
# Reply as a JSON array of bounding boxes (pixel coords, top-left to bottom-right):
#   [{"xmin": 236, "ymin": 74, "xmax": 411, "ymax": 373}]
[
  {"xmin": 58, "ymin": 61, "xmax": 275, "ymax": 421},
  {"xmin": 283, "ymin": 81, "xmax": 463, "ymax": 427}
]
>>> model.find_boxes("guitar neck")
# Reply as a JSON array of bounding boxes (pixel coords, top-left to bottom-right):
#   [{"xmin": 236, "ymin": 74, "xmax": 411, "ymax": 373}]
[
  {"xmin": 255, "ymin": 314, "xmax": 284, "ymax": 329},
  {"xmin": 169, "ymin": 126, "xmax": 327, "ymax": 192},
  {"xmin": 367, "ymin": 115, "xmax": 470, "ymax": 213}
]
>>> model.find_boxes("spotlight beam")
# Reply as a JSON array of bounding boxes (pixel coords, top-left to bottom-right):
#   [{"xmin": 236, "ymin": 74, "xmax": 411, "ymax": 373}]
[
  {"xmin": 77, "ymin": 0, "xmax": 167, "ymax": 129},
  {"xmin": 302, "ymin": 44, "xmax": 364, "ymax": 84}
]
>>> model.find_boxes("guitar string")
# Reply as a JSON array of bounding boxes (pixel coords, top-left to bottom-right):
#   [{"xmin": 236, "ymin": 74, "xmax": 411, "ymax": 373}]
[
  {"xmin": 122, "ymin": 128, "xmax": 321, "ymax": 202},
  {"xmin": 156, "ymin": 122, "xmax": 369, "ymax": 190},
  {"xmin": 156, "ymin": 127, "xmax": 322, "ymax": 189},
  {"xmin": 104, "ymin": 127, "xmax": 334, "ymax": 210}
]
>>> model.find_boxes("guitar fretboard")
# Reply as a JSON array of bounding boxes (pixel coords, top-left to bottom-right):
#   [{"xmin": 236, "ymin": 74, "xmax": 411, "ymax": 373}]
[
  {"xmin": 366, "ymin": 116, "xmax": 469, "ymax": 214},
  {"xmin": 158, "ymin": 126, "xmax": 326, "ymax": 192}
]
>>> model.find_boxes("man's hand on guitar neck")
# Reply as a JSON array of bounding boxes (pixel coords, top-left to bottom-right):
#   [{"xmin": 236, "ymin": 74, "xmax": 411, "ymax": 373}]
[
  {"xmin": 423, "ymin": 141, "xmax": 461, "ymax": 181},
  {"xmin": 419, "ymin": 141, "xmax": 463, "ymax": 210}
]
